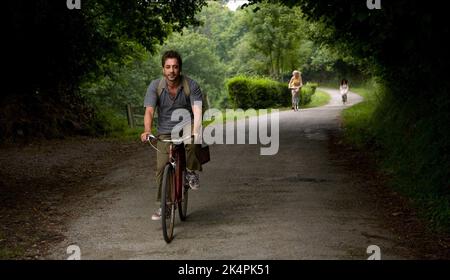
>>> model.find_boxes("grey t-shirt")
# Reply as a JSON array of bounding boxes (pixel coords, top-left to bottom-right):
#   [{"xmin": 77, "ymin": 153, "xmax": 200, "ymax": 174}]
[{"xmin": 143, "ymin": 76, "xmax": 202, "ymax": 135}]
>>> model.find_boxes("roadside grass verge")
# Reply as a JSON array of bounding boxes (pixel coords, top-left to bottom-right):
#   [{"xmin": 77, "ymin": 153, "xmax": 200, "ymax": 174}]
[
  {"xmin": 341, "ymin": 81, "xmax": 450, "ymax": 233},
  {"xmin": 302, "ymin": 90, "xmax": 331, "ymax": 109},
  {"xmin": 341, "ymin": 85, "xmax": 380, "ymax": 149}
]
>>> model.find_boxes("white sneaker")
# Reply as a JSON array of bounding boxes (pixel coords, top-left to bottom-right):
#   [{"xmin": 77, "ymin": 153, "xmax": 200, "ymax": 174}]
[
  {"xmin": 151, "ymin": 208, "xmax": 162, "ymax": 221},
  {"xmin": 186, "ymin": 170, "xmax": 200, "ymax": 190}
]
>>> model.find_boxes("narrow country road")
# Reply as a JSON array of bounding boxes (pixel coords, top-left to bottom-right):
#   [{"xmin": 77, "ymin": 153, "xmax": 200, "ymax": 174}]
[{"xmin": 47, "ymin": 88, "xmax": 416, "ymax": 260}]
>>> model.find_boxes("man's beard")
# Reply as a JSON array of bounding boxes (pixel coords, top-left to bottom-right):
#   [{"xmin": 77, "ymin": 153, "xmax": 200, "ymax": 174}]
[{"xmin": 166, "ymin": 74, "xmax": 178, "ymax": 81}]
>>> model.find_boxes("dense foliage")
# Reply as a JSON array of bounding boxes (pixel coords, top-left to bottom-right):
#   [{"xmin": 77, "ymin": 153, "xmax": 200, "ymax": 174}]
[
  {"xmin": 247, "ymin": 0, "xmax": 450, "ymax": 231},
  {"xmin": 76, "ymin": 1, "xmax": 345, "ymax": 114},
  {"xmin": 3, "ymin": 0, "xmax": 449, "ymax": 231},
  {"xmin": 3, "ymin": 0, "xmax": 206, "ymax": 140}
]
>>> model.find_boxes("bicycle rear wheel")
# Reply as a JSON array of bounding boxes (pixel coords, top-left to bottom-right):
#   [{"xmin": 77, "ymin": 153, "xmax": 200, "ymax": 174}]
[
  {"xmin": 178, "ymin": 172, "xmax": 189, "ymax": 221},
  {"xmin": 161, "ymin": 164, "xmax": 176, "ymax": 243}
]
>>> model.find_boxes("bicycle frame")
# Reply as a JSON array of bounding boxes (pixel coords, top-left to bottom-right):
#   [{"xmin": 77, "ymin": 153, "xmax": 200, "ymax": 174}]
[
  {"xmin": 169, "ymin": 143, "xmax": 186, "ymax": 204},
  {"xmin": 148, "ymin": 135, "xmax": 189, "ymax": 204},
  {"xmin": 147, "ymin": 134, "xmax": 190, "ymax": 242}
]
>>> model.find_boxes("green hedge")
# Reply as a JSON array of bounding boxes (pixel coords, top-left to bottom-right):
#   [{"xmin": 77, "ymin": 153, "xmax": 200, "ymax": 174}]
[
  {"xmin": 226, "ymin": 76, "xmax": 317, "ymax": 109},
  {"xmin": 226, "ymin": 76, "xmax": 285, "ymax": 109},
  {"xmin": 301, "ymin": 82, "xmax": 318, "ymax": 105}
]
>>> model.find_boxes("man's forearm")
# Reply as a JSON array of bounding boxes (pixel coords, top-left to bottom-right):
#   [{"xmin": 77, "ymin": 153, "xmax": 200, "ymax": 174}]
[
  {"xmin": 192, "ymin": 105, "xmax": 202, "ymax": 136},
  {"xmin": 144, "ymin": 107, "xmax": 154, "ymax": 133}
]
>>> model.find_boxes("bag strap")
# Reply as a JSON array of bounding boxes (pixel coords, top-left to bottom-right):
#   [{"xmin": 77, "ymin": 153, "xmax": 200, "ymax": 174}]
[
  {"xmin": 156, "ymin": 78, "xmax": 164, "ymax": 97},
  {"xmin": 156, "ymin": 75, "xmax": 190, "ymax": 97},
  {"xmin": 182, "ymin": 75, "xmax": 191, "ymax": 97}
]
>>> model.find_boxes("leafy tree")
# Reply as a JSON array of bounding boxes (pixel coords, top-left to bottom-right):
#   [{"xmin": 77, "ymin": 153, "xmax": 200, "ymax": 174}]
[
  {"xmin": 246, "ymin": 0, "xmax": 450, "ymax": 230},
  {"xmin": 235, "ymin": 2, "xmax": 307, "ymax": 80},
  {"xmin": 3, "ymin": 0, "xmax": 206, "ymax": 140},
  {"xmin": 80, "ymin": 42, "xmax": 160, "ymax": 113},
  {"xmin": 225, "ymin": 1, "xmax": 370, "ymax": 83},
  {"xmin": 193, "ymin": 1, "xmax": 236, "ymax": 62},
  {"xmin": 82, "ymin": 1, "xmax": 235, "ymax": 114},
  {"xmin": 161, "ymin": 30, "xmax": 227, "ymax": 107}
]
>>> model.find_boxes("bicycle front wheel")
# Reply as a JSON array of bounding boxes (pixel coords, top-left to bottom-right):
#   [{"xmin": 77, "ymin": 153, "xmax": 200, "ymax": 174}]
[{"xmin": 161, "ymin": 164, "xmax": 176, "ymax": 243}]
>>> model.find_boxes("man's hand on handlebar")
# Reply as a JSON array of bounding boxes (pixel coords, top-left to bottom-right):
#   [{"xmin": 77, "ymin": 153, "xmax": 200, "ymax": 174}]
[
  {"xmin": 141, "ymin": 131, "xmax": 154, "ymax": 142},
  {"xmin": 141, "ymin": 131, "xmax": 202, "ymax": 144}
]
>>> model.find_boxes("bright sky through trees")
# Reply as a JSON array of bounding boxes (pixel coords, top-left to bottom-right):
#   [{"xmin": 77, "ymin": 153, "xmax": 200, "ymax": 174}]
[{"xmin": 226, "ymin": 0, "xmax": 248, "ymax": 11}]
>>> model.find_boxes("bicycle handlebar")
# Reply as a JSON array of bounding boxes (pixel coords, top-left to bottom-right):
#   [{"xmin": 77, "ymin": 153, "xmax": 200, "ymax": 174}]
[{"xmin": 146, "ymin": 134, "xmax": 192, "ymax": 145}]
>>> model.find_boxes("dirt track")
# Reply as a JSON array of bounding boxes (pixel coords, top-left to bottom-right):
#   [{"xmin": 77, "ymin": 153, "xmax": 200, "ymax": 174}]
[
  {"xmin": 44, "ymin": 88, "xmax": 423, "ymax": 260},
  {"xmin": 2, "ymin": 88, "xmax": 447, "ymax": 260}
]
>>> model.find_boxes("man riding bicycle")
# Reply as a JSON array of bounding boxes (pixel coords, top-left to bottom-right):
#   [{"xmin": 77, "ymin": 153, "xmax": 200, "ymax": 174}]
[{"xmin": 140, "ymin": 50, "xmax": 203, "ymax": 221}]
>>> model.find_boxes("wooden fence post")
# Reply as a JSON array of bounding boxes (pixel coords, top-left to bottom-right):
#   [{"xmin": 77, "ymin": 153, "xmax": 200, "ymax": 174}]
[{"xmin": 126, "ymin": 104, "xmax": 135, "ymax": 128}]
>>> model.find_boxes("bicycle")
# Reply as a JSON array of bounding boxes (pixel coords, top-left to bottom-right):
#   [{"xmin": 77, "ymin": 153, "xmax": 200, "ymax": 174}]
[
  {"xmin": 146, "ymin": 134, "xmax": 191, "ymax": 243},
  {"xmin": 289, "ymin": 87, "xmax": 301, "ymax": 111},
  {"xmin": 342, "ymin": 93, "xmax": 347, "ymax": 105}
]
